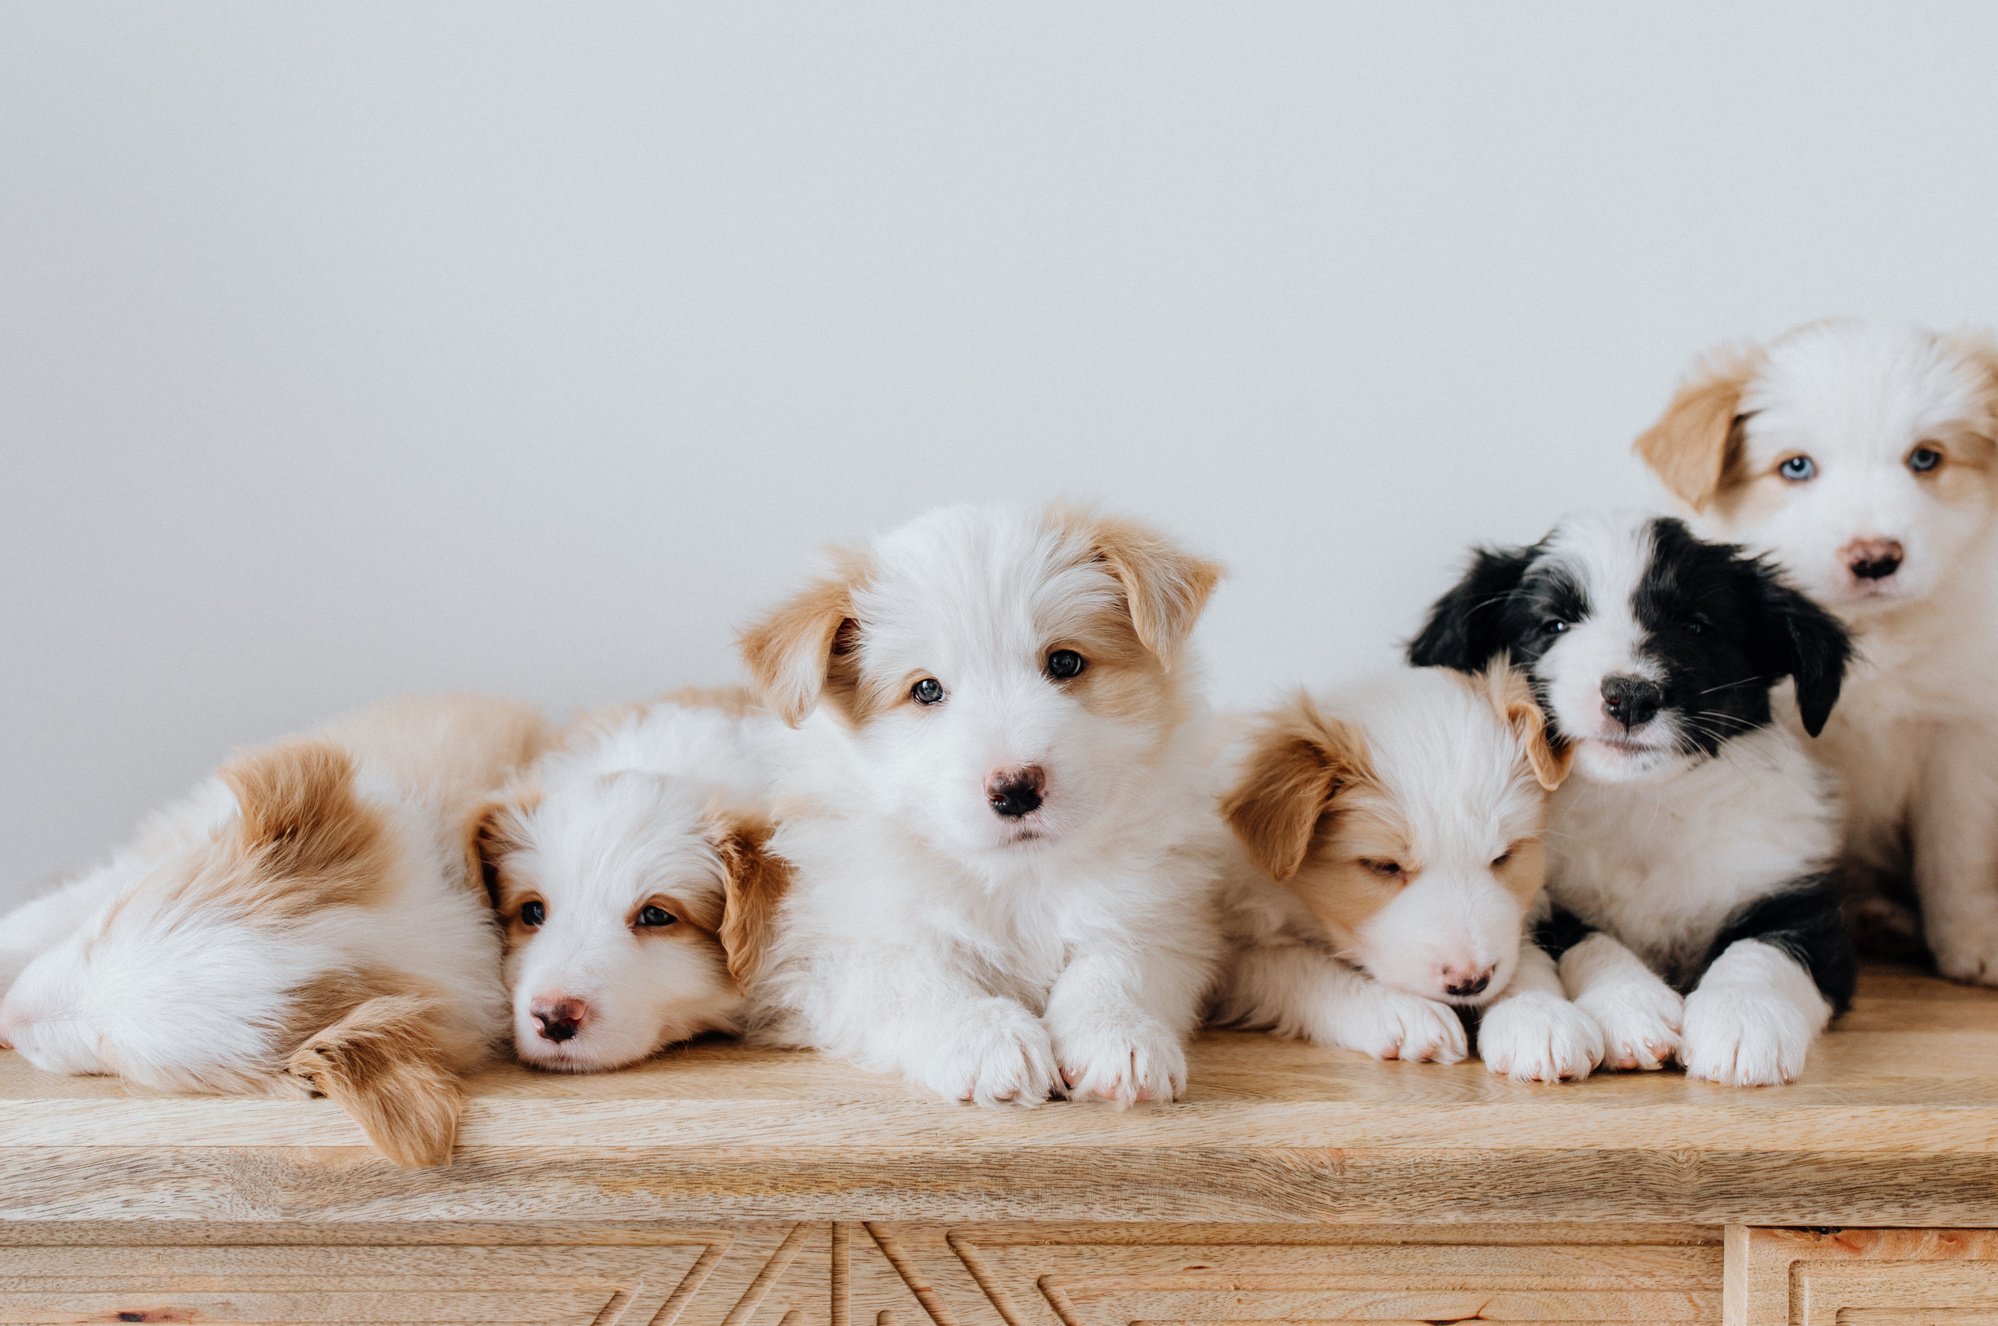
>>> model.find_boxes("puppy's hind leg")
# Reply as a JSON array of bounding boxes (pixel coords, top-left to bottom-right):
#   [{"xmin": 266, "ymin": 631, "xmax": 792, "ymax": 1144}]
[{"xmin": 285, "ymin": 994, "xmax": 467, "ymax": 1167}]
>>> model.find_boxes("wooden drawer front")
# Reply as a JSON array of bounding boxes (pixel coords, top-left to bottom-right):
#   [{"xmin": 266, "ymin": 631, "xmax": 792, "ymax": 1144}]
[
  {"xmin": 0, "ymin": 1222, "xmax": 1720, "ymax": 1326},
  {"xmin": 1727, "ymin": 1227, "xmax": 1998, "ymax": 1325}
]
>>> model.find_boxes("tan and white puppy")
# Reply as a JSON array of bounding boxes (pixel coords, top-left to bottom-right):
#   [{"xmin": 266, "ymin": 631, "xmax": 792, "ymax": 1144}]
[
  {"xmin": 0, "ymin": 695, "xmax": 549, "ymax": 1166},
  {"xmin": 1212, "ymin": 663, "xmax": 1592, "ymax": 1081},
  {"xmin": 1637, "ymin": 318, "xmax": 1998, "ymax": 983},
  {"xmin": 472, "ymin": 692, "xmax": 791, "ymax": 1072},
  {"xmin": 739, "ymin": 503, "xmax": 1225, "ymax": 1108}
]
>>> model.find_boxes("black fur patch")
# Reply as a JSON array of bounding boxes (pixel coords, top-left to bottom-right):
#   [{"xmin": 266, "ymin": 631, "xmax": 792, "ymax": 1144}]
[{"xmin": 1704, "ymin": 876, "xmax": 1859, "ymax": 1014}]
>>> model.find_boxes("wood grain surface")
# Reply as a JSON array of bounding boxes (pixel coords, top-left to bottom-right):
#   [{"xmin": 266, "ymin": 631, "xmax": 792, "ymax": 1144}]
[{"xmin": 0, "ymin": 964, "xmax": 1991, "ymax": 1227}]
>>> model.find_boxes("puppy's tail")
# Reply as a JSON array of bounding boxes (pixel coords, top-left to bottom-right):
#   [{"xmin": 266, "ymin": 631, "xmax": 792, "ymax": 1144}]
[{"xmin": 285, "ymin": 994, "xmax": 466, "ymax": 1168}]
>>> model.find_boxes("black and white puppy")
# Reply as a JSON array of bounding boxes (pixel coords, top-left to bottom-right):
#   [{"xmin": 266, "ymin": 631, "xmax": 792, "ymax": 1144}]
[{"xmin": 1410, "ymin": 511, "xmax": 1859, "ymax": 1086}]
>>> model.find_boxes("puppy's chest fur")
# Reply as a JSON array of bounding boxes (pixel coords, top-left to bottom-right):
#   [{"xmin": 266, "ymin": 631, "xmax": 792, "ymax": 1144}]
[{"xmin": 1546, "ymin": 727, "xmax": 1840, "ymax": 982}]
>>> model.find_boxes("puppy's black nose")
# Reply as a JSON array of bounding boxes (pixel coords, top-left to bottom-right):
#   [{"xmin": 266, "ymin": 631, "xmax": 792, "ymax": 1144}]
[
  {"xmin": 1443, "ymin": 965, "xmax": 1494, "ymax": 999},
  {"xmin": 1601, "ymin": 675, "xmax": 1664, "ymax": 730},
  {"xmin": 1844, "ymin": 537, "xmax": 1904, "ymax": 581},
  {"xmin": 986, "ymin": 765, "xmax": 1046, "ymax": 819},
  {"xmin": 531, "ymin": 997, "xmax": 589, "ymax": 1043}
]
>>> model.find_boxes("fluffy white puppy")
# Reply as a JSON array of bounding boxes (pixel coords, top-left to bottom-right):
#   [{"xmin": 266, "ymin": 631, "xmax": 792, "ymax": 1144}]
[
  {"xmin": 738, "ymin": 503, "xmax": 1225, "ymax": 1107},
  {"xmin": 0, "ymin": 695, "xmax": 548, "ymax": 1165},
  {"xmin": 1636, "ymin": 319, "xmax": 1998, "ymax": 983},
  {"xmin": 1212, "ymin": 662, "xmax": 1589, "ymax": 1081},
  {"xmin": 471, "ymin": 690, "xmax": 791, "ymax": 1072}
]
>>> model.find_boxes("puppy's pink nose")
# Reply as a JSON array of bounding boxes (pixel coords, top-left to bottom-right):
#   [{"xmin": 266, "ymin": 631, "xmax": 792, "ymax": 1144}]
[
  {"xmin": 1842, "ymin": 537, "xmax": 1904, "ymax": 581},
  {"xmin": 530, "ymin": 996, "xmax": 589, "ymax": 1043},
  {"xmin": 986, "ymin": 765, "xmax": 1046, "ymax": 819},
  {"xmin": 1441, "ymin": 964, "xmax": 1494, "ymax": 999}
]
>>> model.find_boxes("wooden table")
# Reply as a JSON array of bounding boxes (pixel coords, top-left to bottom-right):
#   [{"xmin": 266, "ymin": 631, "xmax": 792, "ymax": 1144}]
[{"xmin": 0, "ymin": 964, "xmax": 1993, "ymax": 1324}]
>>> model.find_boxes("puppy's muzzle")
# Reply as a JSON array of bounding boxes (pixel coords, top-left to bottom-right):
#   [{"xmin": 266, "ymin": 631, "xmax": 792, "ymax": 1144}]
[
  {"xmin": 985, "ymin": 765, "xmax": 1046, "ymax": 819},
  {"xmin": 530, "ymin": 996, "xmax": 590, "ymax": 1043},
  {"xmin": 1600, "ymin": 675, "xmax": 1664, "ymax": 731},
  {"xmin": 1842, "ymin": 537, "xmax": 1904, "ymax": 583}
]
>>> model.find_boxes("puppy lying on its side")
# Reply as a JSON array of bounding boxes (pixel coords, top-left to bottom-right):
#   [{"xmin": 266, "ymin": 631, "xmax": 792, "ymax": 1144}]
[
  {"xmin": 0, "ymin": 695, "xmax": 549, "ymax": 1164},
  {"xmin": 1213, "ymin": 662, "xmax": 1592, "ymax": 1081},
  {"xmin": 470, "ymin": 690, "xmax": 792, "ymax": 1072},
  {"xmin": 740, "ymin": 503, "xmax": 1225, "ymax": 1108},
  {"xmin": 1413, "ymin": 512, "xmax": 1857, "ymax": 1086}
]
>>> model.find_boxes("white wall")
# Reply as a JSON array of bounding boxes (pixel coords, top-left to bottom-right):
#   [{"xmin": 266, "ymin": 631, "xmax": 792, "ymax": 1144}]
[{"xmin": 5, "ymin": 2, "xmax": 1998, "ymax": 901}]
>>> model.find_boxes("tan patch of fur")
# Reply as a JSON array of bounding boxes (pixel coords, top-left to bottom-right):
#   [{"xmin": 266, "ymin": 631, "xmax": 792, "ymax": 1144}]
[
  {"xmin": 315, "ymin": 694, "xmax": 554, "ymax": 804},
  {"xmin": 1634, "ymin": 344, "xmax": 1766, "ymax": 511},
  {"xmin": 1221, "ymin": 693, "xmax": 1378, "ymax": 884},
  {"xmin": 467, "ymin": 780, "xmax": 541, "ymax": 918},
  {"xmin": 1050, "ymin": 507, "xmax": 1224, "ymax": 669},
  {"xmin": 1466, "ymin": 660, "xmax": 1574, "ymax": 791},
  {"xmin": 709, "ymin": 812, "xmax": 793, "ymax": 989},
  {"xmin": 284, "ymin": 993, "xmax": 466, "ymax": 1168},
  {"xmin": 738, "ymin": 549, "xmax": 875, "ymax": 726},
  {"xmin": 1283, "ymin": 785, "xmax": 1420, "ymax": 947},
  {"xmin": 658, "ymin": 685, "xmax": 763, "ymax": 718}
]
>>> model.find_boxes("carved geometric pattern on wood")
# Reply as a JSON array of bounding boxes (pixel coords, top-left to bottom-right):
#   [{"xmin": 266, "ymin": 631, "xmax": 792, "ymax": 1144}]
[{"xmin": 1726, "ymin": 1226, "xmax": 1998, "ymax": 1326}]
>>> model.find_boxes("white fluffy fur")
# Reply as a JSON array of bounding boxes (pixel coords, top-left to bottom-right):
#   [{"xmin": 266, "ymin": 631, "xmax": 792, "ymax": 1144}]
[
  {"xmin": 1210, "ymin": 667, "xmax": 1561, "ymax": 1073},
  {"xmin": 492, "ymin": 701, "xmax": 780, "ymax": 1071},
  {"xmin": 747, "ymin": 504, "xmax": 1223, "ymax": 1107},
  {"xmin": 0, "ymin": 698, "xmax": 524, "ymax": 1098},
  {"xmin": 1672, "ymin": 319, "xmax": 1998, "ymax": 983}
]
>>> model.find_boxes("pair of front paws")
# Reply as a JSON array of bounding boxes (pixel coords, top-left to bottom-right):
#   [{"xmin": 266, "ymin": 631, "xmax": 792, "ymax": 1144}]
[
  {"xmin": 1328, "ymin": 983, "xmax": 1594, "ymax": 1081},
  {"xmin": 1523, "ymin": 978, "xmax": 1815, "ymax": 1086},
  {"xmin": 916, "ymin": 998, "xmax": 1187, "ymax": 1108}
]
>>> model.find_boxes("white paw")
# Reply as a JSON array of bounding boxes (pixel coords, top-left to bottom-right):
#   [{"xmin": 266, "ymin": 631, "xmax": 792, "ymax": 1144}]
[
  {"xmin": 1333, "ymin": 986, "xmax": 1468, "ymax": 1065},
  {"xmin": 1576, "ymin": 977, "xmax": 1683, "ymax": 1072},
  {"xmin": 1478, "ymin": 992, "xmax": 1604, "ymax": 1083},
  {"xmin": 1927, "ymin": 918, "xmax": 1998, "ymax": 987},
  {"xmin": 919, "ymin": 999, "xmax": 1059, "ymax": 1107},
  {"xmin": 1679, "ymin": 983, "xmax": 1818, "ymax": 1087},
  {"xmin": 1049, "ymin": 1011, "xmax": 1188, "ymax": 1106}
]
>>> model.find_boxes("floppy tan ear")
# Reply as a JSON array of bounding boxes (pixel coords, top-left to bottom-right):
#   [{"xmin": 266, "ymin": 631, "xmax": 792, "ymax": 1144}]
[
  {"xmin": 285, "ymin": 994, "xmax": 465, "ymax": 1168},
  {"xmin": 1070, "ymin": 511, "xmax": 1224, "ymax": 669},
  {"xmin": 463, "ymin": 780, "xmax": 538, "ymax": 908},
  {"xmin": 711, "ymin": 814, "xmax": 792, "ymax": 988},
  {"xmin": 1477, "ymin": 661, "xmax": 1573, "ymax": 792},
  {"xmin": 1634, "ymin": 345, "xmax": 1765, "ymax": 511},
  {"xmin": 737, "ymin": 551, "xmax": 871, "ymax": 726},
  {"xmin": 1221, "ymin": 696, "xmax": 1373, "ymax": 882}
]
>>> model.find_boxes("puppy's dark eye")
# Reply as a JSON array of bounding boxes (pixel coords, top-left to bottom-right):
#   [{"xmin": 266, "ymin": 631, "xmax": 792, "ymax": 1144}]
[
  {"xmin": 1360, "ymin": 858, "xmax": 1404, "ymax": 880},
  {"xmin": 911, "ymin": 678, "xmax": 945, "ymax": 705},
  {"xmin": 1491, "ymin": 851, "xmax": 1512, "ymax": 869},
  {"xmin": 1543, "ymin": 619, "xmax": 1570, "ymax": 636},
  {"xmin": 1046, "ymin": 649, "xmax": 1086, "ymax": 680},
  {"xmin": 1778, "ymin": 454, "xmax": 1817, "ymax": 482},
  {"xmin": 519, "ymin": 900, "xmax": 546, "ymax": 928},
  {"xmin": 1909, "ymin": 445, "xmax": 1944, "ymax": 474},
  {"xmin": 637, "ymin": 905, "xmax": 676, "ymax": 928},
  {"xmin": 1684, "ymin": 614, "xmax": 1710, "ymax": 636}
]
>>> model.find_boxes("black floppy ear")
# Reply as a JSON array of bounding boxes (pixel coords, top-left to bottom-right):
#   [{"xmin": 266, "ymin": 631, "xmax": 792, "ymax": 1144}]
[
  {"xmin": 1739, "ymin": 560, "xmax": 1853, "ymax": 738},
  {"xmin": 1408, "ymin": 545, "xmax": 1536, "ymax": 672}
]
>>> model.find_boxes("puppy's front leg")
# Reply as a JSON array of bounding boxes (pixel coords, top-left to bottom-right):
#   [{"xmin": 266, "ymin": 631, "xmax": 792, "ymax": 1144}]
[
  {"xmin": 1680, "ymin": 881, "xmax": 1850, "ymax": 1086},
  {"xmin": 1045, "ymin": 939, "xmax": 1210, "ymax": 1107},
  {"xmin": 1476, "ymin": 942, "xmax": 1604, "ymax": 1083},
  {"xmin": 1912, "ymin": 735, "xmax": 1998, "ymax": 985},
  {"xmin": 1213, "ymin": 941, "xmax": 1466, "ymax": 1064},
  {"xmin": 1558, "ymin": 933, "xmax": 1683, "ymax": 1072}
]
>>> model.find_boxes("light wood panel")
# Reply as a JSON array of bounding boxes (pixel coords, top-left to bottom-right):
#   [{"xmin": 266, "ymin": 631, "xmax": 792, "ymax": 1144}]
[
  {"xmin": 0, "ymin": 966, "xmax": 1991, "ymax": 1225},
  {"xmin": 1726, "ymin": 1226, "xmax": 1998, "ymax": 1326}
]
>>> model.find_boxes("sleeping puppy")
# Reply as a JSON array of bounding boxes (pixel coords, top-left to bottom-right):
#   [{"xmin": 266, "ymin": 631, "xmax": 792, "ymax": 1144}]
[
  {"xmin": 471, "ymin": 692, "xmax": 791, "ymax": 1072},
  {"xmin": 0, "ymin": 695, "xmax": 548, "ymax": 1164},
  {"xmin": 1635, "ymin": 318, "xmax": 1998, "ymax": 984},
  {"xmin": 1212, "ymin": 661, "xmax": 1594, "ymax": 1082},
  {"xmin": 1412, "ymin": 512, "xmax": 1858, "ymax": 1086},
  {"xmin": 739, "ymin": 503, "xmax": 1224, "ymax": 1107}
]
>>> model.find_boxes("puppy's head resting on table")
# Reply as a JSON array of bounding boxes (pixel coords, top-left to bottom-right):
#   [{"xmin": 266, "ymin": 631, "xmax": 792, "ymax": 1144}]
[
  {"xmin": 1410, "ymin": 511, "xmax": 1851, "ymax": 785},
  {"xmin": 1222, "ymin": 662, "xmax": 1569, "ymax": 1008},
  {"xmin": 471, "ymin": 758, "xmax": 790, "ymax": 1073},
  {"xmin": 738, "ymin": 502, "xmax": 1224, "ymax": 865},
  {"xmin": 1636, "ymin": 318, "xmax": 1998, "ymax": 619}
]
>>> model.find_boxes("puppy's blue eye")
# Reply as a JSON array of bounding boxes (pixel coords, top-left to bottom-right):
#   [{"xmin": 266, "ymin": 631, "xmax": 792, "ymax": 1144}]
[
  {"xmin": 911, "ymin": 677, "xmax": 945, "ymax": 705},
  {"xmin": 1046, "ymin": 649, "xmax": 1086, "ymax": 680},
  {"xmin": 1778, "ymin": 455, "xmax": 1817, "ymax": 481},
  {"xmin": 519, "ymin": 900, "xmax": 546, "ymax": 927},
  {"xmin": 1543, "ymin": 619, "xmax": 1570, "ymax": 636},
  {"xmin": 1909, "ymin": 445, "xmax": 1944, "ymax": 474},
  {"xmin": 637, "ymin": 905, "xmax": 676, "ymax": 928}
]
